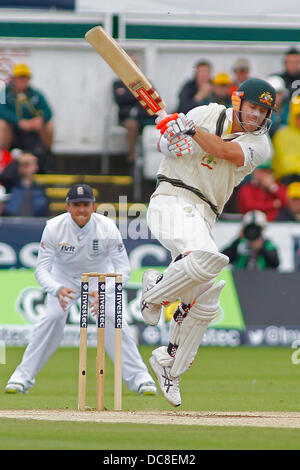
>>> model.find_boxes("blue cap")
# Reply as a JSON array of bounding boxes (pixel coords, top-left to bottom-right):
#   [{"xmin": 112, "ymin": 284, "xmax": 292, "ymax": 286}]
[{"xmin": 66, "ymin": 184, "xmax": 95, "ymax": 203}]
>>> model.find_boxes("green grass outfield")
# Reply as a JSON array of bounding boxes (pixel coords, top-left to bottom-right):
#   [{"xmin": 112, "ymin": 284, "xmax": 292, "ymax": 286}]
[{"xmin": 1, "ymin": 345, "xmax": 300, "ymax": 450}]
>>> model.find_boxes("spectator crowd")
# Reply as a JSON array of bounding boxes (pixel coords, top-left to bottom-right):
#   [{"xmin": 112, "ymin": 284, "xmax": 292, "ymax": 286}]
[{"xmin": 0, "ymin": 62, "xmax": 52, "ymax": 218}]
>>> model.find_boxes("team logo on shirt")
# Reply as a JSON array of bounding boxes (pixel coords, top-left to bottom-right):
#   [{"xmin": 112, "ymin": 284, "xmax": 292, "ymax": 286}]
[
  {"xmin": 91, "ymin": 239, "xmax": 100, "ymax": 255},
  {"xmin": 92, "ymin": 239, "xmax": 99, "ymax": 251},
  {"xmin": 201, "ymin": 154, "xmax": 217, "ymax": 170},
  {"xmin": 59, "ymin": 243, "xmax": 75, "ymax": 253}
]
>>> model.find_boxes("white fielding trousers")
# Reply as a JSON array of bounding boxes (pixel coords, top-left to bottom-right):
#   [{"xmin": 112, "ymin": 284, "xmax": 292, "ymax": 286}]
[{"xmin": 8, "ymin": 290, "xmax": 153, "ymax": 393}]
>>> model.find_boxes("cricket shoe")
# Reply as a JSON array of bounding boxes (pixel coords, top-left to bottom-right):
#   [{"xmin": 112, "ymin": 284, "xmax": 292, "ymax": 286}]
[
  {"xmin": 5, "ymin": 382, "xmax": 28, "ymax": 394},
  {"xmin": 149, "ymin": 356, "xmax": 181, "ymax": 407},
  {"xmin": 140, "ymin": 269, "xmax": 163, "ymax": 326},
  {"xmin": 138, "ymin": 381, "xmax": 157, "ymax": 396}
]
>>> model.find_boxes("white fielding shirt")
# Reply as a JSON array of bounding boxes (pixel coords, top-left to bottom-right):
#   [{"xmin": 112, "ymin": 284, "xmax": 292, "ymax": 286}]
[
  {"xmin": 35, "ymin": 212, "xmax": 131, "ymax": 297},
  {"xmin": 155, "ymin": 104, "xmax": 273, "ymax": 226}
]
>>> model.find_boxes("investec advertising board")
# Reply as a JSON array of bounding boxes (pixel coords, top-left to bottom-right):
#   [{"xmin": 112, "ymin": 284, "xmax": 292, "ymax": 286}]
[
  {"xmin": 0, "ymin": 268, "xmax": 243, "ymax": 348},
  {"xmin": 0, "ymin": 218, "xmax": 299, "ymax": 347}
]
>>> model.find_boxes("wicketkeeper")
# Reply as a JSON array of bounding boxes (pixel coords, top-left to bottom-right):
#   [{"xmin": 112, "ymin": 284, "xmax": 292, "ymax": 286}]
[
  {"xmin": 141, "ymin": 78, "xmax": 277, "ymax": 406},
  {"xmin": 5, "ymin": 184, "xmax": 157, "ymax": 397}
]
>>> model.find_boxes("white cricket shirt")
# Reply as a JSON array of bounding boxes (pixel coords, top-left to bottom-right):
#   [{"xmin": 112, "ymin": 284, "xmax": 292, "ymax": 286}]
[
  {"xmin": 155, "ymin": 104, "xmax": 273, "ymax": 226},
  {"xmin": 35, "ymin": 212, "xmax": 131, "ymax": 296}
]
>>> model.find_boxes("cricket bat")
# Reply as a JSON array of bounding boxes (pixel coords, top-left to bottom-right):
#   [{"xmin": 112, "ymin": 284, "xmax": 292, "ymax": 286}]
[{"xmin": 85, "ymin": 26, "xmax": 167, "ymax": 119}]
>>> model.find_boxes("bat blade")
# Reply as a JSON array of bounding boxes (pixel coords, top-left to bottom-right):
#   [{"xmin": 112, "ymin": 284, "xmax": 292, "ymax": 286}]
[{"xmin": 85, "ymin": 26, "xmax": 166, "ymax": 117}]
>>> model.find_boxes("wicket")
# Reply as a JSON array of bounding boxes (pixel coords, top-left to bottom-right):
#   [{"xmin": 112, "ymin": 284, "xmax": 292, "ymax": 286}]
[{"xmin": 78, "ymin": 272, "xmax": 123, "ymax": 411}]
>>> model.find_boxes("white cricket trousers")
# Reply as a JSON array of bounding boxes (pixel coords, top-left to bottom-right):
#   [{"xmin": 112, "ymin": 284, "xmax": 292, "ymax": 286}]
[
  {"xmin": 147, "ymin": 193, "xmax": 219, "ymax": 304},
  {"xmin": 147, "ymin": 194, "xmax": 218, "ymax": 257},
  {"xmin": 147, "ymin": 194, "xmax": 221, "ymax": 370},
  {"xmin": 8, "ymin": 291, "xmax": 153, "ymax": 392}
]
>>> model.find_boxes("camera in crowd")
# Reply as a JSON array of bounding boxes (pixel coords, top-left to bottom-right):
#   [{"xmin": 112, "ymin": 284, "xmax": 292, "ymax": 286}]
[
  {"xmin": 242, "ymin": 210, "xmax": 267, "ymax": 241},
  {"xmin": 243, "ymin": 222, "xmax": 263, "ymax": 241}
]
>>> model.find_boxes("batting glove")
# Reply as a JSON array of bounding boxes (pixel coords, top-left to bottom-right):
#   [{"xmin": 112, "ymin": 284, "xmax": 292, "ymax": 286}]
[
  {"xmin": 156, "ymin": 113, "xmax": 179, "ymax": 131},
  {"xmin": 157, "ymin": 112, "xmax": 196, "ymax": 137},
  {"xmin": 168, "ymin": 134, "xmax": 193, "ymax": 158}
]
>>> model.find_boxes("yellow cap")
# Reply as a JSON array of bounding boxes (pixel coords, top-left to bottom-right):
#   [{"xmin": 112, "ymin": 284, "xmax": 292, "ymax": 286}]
[
  {"xmin": 213, "ymin": 72, "xmax": 233, "ymax": 86},
  {"xmin": 287, "ymin": 182, "xmax": 300, "ymax": 199},
  {"xmin": 13, "ymin": 63, "xmax": 31, "ymax": 78}
]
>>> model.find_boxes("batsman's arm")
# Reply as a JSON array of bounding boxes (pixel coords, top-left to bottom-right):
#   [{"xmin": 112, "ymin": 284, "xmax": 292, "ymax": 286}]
[
  {"xmin": 192, "ymin": 126, "xmax": 245, "ymax": 166},
  {"xmin": 157, "ymin": 112, "xmax": 245, "ymax": 166}
]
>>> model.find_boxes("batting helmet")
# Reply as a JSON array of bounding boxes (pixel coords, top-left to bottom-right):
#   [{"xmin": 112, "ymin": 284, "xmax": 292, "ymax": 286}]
[
  {"xmin": 231, "ymin": 78, "xmax": 277, "ymax": 134},
  {"xmin": 232, "ymin": 78, "xmax": 277, "ymax": 112}
]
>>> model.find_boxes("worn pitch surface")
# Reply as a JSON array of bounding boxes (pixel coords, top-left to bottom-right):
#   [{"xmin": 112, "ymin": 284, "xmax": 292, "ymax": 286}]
[{"xmin": 0, "ymin": 409, "xmax": 300, "ymax": 428}]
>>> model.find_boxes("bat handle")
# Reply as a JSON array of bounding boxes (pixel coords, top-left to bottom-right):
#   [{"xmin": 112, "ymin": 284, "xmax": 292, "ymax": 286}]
[{"xmin": 156, "ymin": 109, "xmax": 168, "ymax": 122}]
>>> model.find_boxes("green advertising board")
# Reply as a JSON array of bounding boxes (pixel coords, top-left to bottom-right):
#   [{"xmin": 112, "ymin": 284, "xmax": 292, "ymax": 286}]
[{"xmin": 0, "ymin": 268, "xmax": 244, "ymax": 347}]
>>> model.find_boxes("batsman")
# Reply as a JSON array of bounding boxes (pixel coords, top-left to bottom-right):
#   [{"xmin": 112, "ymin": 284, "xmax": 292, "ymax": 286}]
[{"xmin": 141, "ymin": 78, "xmax": 277, "ymax": 406}]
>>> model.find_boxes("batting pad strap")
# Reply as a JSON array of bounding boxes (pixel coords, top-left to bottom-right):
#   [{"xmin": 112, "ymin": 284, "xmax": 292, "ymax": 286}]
[
  {"xmin": 173, "ymin": 303, "xmax": 190, "ymax": 325},
  {"xmin": 167, "ymin": 342, "xmax": 178, "ymax": 358}
]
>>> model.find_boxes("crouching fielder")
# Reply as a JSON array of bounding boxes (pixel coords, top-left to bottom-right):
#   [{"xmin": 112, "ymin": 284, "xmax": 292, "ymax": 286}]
[
  {"xmin": 5, "ymin": 184, "xmax": 156, "ymax": 397},
  {"xmin": 141, "ymin": 78, "xmax": 277, "ymax": 406}
]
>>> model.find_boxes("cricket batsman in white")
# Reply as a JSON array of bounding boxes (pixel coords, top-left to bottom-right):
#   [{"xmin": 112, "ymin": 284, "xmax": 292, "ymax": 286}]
[
  {"xmin": 141, "ymin": 78, "xmax": 277, "ymax": 406},
  {"xmin": 5, "ymin": 183, "xmax": 157, "ymax": 396}
]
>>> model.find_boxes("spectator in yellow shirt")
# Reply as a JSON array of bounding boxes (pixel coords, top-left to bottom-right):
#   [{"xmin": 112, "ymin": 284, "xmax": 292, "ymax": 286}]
[{"xmin": 272, "ymin": 98, "xmax": 300, "ymax": 185}]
